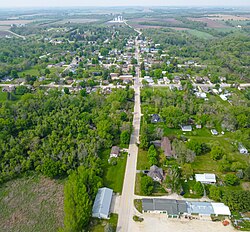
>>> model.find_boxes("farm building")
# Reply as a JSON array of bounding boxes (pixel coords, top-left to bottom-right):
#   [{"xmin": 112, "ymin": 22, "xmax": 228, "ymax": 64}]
[
  {"xmin": 195, "ymin": 173, "xmax": 216, "ymax": 184},
  {"xmin": 92, "ymin": 187, "xmax": 113, "ymax": 219}
]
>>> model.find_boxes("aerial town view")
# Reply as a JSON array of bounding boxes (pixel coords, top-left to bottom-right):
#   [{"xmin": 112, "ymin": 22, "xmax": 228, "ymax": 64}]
[{"xmin": 0, "ymin": 0, "xmax": 249, "ymax": 232}]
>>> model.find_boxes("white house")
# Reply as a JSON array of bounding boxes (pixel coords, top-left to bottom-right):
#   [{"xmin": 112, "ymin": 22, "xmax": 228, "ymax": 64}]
[
  {"xmin": 195, "ymin": 173, "xmax": 216, "ymax": 184},
  {"xmin": 238, "ymin": 143, "xmax": 248, "ymax": 154}
]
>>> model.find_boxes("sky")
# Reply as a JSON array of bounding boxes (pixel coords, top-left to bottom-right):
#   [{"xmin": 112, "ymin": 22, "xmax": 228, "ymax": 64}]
[{"xmin": 1, "ymin": 0, "xmax": 250, "ymax": 8}]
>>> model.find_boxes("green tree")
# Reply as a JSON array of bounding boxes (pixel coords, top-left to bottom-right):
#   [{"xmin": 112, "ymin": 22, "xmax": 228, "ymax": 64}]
[
  {"xmin": 209, "ymin": 186, "xmax": 221, "ymax": 201},
  {"xmin": 210, "ymin": 146, "xmax": 225, "ymax": 160},
  {"xmin": 141, "ymin": 175, "xmax": 154, "ymax": 195},
  {"xmin": 181, "ymin": 163, "xmax": 193, "ymax": 180},
  {"xmin": 120, "ymin": 130, "xmax": 130, "ymax": 145},
  {"xmin": 147, "ymin": 145, "xmax": 158, "ymax": 166},
  {"xmin": 194, "ymin": 181, "xmax": 204, "ymax": 196},
  {"xmin": 224, "ymin": 174, "xmax": 239, "ymax": 186},
  {"xmin": 64, "ymin": 87, "xmax": 70, "ymax": 94}
]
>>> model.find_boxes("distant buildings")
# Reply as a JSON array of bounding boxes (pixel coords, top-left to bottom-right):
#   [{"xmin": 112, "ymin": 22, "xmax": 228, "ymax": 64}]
[{"xmin": 108, "ymin": 16, "xmax": 124, "ymax": 23}]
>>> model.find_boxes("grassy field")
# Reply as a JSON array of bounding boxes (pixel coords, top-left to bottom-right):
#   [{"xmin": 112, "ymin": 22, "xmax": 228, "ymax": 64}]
[
  {"xmin": 18, "ymin": 68, "xmax": 40, "ymax": 76},
  {"xmin": 0, "ymin": 176, "xmax": 64, "ymax": 232},
  {"xmin": 186, "ymin": 30, "xmax": 214, "ymax": 39},
  {"xmin": 101, "ymin": 150, "xmax": 127, "ymax": 193},
  {"xmin": 90, "ymin": 213, "xmax": 118, "ymax": 232}
]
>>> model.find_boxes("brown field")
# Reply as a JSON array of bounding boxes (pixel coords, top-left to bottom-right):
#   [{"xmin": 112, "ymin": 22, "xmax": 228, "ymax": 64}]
[
  {"xmin": 206, "ymin": 14, "xmax": 250, "ymax": 21},
  {"xmin": 0, "ymin": 31, "xmax": 13, "ymax": 37},
  {"xmin": 188, "ymin": 17, "xmax": 230, "ymax": 28},
  {"xmin": 0, "ymin": 20, "xmax": 33, "ymax": 26},
  {"xmin": 0, "ymin": 176, "xmax": 64, "ymax": 232},
  {"xmin": 132, "ymin": 17, "xmax": 183, "ymax": 25}
]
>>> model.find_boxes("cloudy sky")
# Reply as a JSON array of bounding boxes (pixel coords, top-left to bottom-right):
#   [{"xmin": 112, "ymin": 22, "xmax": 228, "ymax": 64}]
[{"xmin": 1, "ymin": 0, "xmax": 250, "ymax": 8}]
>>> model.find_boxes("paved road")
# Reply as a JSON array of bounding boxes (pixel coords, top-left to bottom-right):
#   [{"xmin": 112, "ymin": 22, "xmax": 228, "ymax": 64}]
[
  {"xmin": 116, "ymin": 36, "xmax": 141, "ymax": 232},
  {"xmin": 147, "ymin": 83, "xmax": 250, "ymax": 88}
]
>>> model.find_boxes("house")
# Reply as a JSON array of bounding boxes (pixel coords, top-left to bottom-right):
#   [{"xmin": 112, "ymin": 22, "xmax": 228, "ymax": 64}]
[
  {"xmin": 161, "ymin": 137, "xmax": 173, "ymax": 158},
  {"xmin": 151, "ymin": 114, "xmax": 161, "ymax": 123},
  {"xmin": 181, "ymin": 125, "xmax": 192, "ymax": 132},
  {"xmin": 147, "ymin": 165, "xmax": 164, "ymax": 182},
  {"xmin": 211, "ymin": 129, "xmax": 218, "ymax": 135},
  {"xmin": 238, "ymin": 143, "xmax": 248, "ymax": 154},
  {"xmin": 163, "ymin": 76, "xmax": 171, "ymax": 84},
  {"xmin": 110, "ymin": 146, "xmax": 120, "ymax": 158},
  {"xmin": 110, "ymin": 73, "xmax": 119, "ymax": 80},
  {"xmin": 2, "ymin": 85, "xmax": 15, "ymax": 92},
  {"xmin": 220, "ymin": 94, "xmax": 227, "ymax": 101},
  {"xmin": 195, "ymin": 173, "xmax": 216, "ymax": 184},
  {"xmin": 92, "ymin": 187, "xmax": 113, "ymax": 219},
  {"xmin": 196, "ymin": 124, "xmax": 202, "ymax": 129}
]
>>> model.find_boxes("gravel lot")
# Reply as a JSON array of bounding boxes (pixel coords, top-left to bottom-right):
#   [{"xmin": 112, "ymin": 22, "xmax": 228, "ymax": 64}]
[{"xmin": 129, "ymin": 214, "xmax": 236, "ymax": 232}]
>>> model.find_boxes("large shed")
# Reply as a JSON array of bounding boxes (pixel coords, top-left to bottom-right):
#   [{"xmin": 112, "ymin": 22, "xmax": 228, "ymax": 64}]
[{"xmin": 92, "ymin": 187, "xmax": 113, "ymax": 219}]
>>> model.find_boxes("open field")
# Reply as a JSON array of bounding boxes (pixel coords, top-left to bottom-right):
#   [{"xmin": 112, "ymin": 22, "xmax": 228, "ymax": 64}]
[
  {"xmin": 57, "ymin": 18, "xmax": 99, "ymax": 24},
  {"xmin": 0, "ymin": 20, "xmax": 34, "ymax": 25},
  {"xmin": 188, "ymin": 17, "xmax": 230, "ymax": 28},
  {"xmin": 0, "ymin": 176, "xmax": 64, "ymax": 232},
  {"xmin": 206, "ymin": 14, "xmax": 250, "ymax": 21}
]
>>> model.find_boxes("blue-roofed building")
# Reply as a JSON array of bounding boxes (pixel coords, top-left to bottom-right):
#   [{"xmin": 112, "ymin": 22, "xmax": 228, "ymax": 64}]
[{"xmin": 92, "ymin": 187, "xmax": 113, "ymax": 219}]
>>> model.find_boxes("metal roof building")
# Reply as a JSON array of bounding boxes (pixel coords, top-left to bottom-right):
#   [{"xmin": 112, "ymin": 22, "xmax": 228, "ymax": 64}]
[
  {"xmin": 142, "ymin": 199, "xmax": 187, "ymax": 216},
  {"xmin": 187, "ymin": 201, "xmax": 214, "ymax": 216},
  {"xmin": 92, "ymin": 187, "xmax": 113, "ymax": 219}
]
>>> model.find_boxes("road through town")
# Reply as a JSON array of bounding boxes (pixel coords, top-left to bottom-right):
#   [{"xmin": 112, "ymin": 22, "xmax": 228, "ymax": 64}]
[{"xmin": 116, "ymin": 35, "xmax": 141, "ymax": 232}]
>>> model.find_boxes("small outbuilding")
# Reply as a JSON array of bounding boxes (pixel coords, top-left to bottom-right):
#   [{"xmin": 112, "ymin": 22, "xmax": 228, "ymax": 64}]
[
  {"xmin": 181, "ymin": 125, "xmax": 192, "ymax": 132},
  {"xmin": 211, "ymin": 129, "xmax": 218, "ymax": 135},
  {"xmin": 161, "ymin": 137, "xmax": 173, "ymax": 158},
  {"xmin": 238, "ymin": 143, "xmax": 248, "ymax": 154},
  {"xmin": 92, "ymin": 187, "xmax": 113, "ymax": 219}
]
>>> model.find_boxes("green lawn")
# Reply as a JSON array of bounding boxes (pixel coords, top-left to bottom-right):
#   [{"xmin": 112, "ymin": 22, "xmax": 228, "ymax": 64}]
[
  {"xmin": 90, "ymin": 213, "xmax": 118, "ymax": 232},
  {"xmin": 18, "ymin": 68, "xmax": 40, "ymax": 77},
  {"xmin": 0, "ymin": 176, "xmax": 64, "ymax": 232},
  {"xmin": 0, "ymin": 89, "xmax": 23, "ymax": 102},
  {"xmin": 137, "ymin": 149, "xmax": 150, "ymax": 170},
  {"xmin": 102, "ymin": 150, "xmax": 127, "ymax": 194}
]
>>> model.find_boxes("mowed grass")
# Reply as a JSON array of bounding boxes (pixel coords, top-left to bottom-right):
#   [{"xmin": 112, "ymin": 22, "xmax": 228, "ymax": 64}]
[
  {"xmin": 137, "ymin": 149, "xmax": 150, "ymax": 170},
  {"xmin": 101, "ymin": 150, "xmax": 127, "ymax": 194},
  {"xmin": 186, "ymin": 29, "xmax": 214, "ymax": 39},
  {"xmin": 18, "ymin": 68, "xmax": 40, "ymax": 76},
  {"xmin": 0, "ymin": 176, "xmax": 64, "ymax": 232}
]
